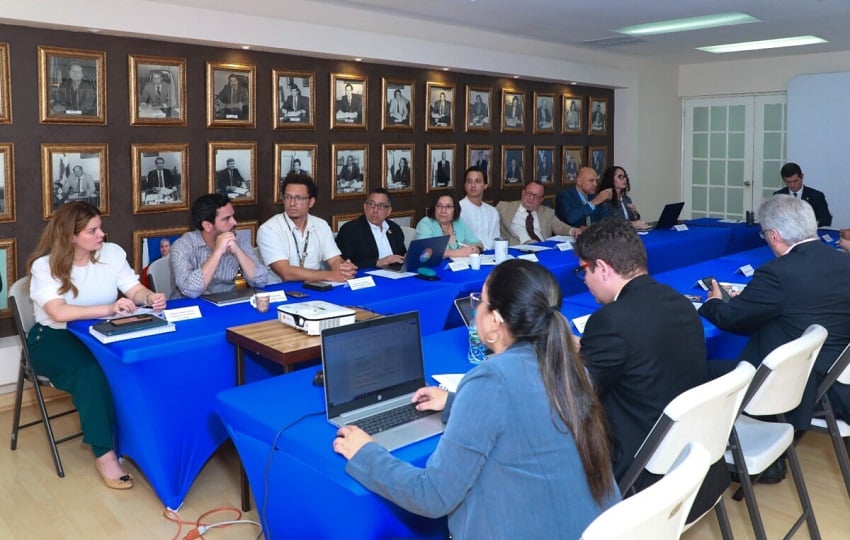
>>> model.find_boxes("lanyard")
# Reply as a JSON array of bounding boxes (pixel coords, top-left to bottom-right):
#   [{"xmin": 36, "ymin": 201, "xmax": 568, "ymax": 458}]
[{"xmin": 285, "ymin": 217, "xmax": 310, "ymax": 268}]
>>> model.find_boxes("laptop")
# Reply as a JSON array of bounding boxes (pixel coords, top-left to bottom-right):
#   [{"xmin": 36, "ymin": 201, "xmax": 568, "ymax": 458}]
[
  {"xmin": 453, "ymin": 296, "xmax": 494, "ymax": 357},
  {"xmin": 200, "ymin": 287, "xmax": 256, "ymax": 306},
  {"xmin": 386, "ymin": 235, "xmax": 449, "ymax": 273},
  {"xmin": 321, "ymin": 311, "xmax": 444, "ymax": 451},
  {"xmin": 639, "ymin": 201, "xmax": 685, "ymax": 230}
]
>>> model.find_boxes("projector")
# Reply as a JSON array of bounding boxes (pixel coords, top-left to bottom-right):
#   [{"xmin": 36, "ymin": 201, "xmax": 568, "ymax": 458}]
[{"xmin": 276, "ymin": 301, "xmax": 356, "ymax": 335}]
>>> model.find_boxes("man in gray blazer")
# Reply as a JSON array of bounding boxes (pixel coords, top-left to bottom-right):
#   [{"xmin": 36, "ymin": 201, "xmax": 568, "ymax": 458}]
[{"xmin": 496, "ymin": 180, "xmax": 578, "ymax": 244}]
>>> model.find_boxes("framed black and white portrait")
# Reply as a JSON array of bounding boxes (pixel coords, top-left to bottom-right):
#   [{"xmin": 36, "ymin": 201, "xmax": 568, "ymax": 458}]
[
  {"xmin": 0, "ymin": 238, "xmax": 16, "ymax": 318},
  {"xmin": 589, "ymin": 146, "xmax": 608, "ymax": 178},
  {"xmin": 466, "ymin": 145, "xmax": 493, "ymax": 185},
  {"xmin": 589, "ymin": 97, "xmax": 608, "ymax": 135},
  {"xmin": 129, "ymin": 54, "xmax": 186, "ymax": 126},
  {"xmin": 207, "ymin": 62, "xmax": 255, "ymax": 127},
  {"xmin": 382, "ymin": 78, "xmax": 413, "ymax": 130},
  {"xmin": 426, "ymin": 82, "xmax": 455, "ymax": 131},
  {"xmin": 426, "ymin": 144, "xmax": 456, "ymax": 192},
  {"xmin": 501, "ymin": 145, "xmax": 525, "ymax": 189},
  {"xmin": 562, "ymin": 145, "xmax": 584, "ymax": 184},
  {"xmin": 332, "ymin": 144, "xmax": 368, "ymax": 200},
  {"xmin": 331, "ymin": 74, "xmax": 367, "ymax": 129},
  {"xmin": 533, "ymin": 146, "xmax": 556, "ymax": 185},
  {"xmin": 275, "ymin": 144, "xmax": 317, "ymax": 204},
  {"xmin": 533, "ymin": 92, "xmax": 555, "ymax": 134},
  {"xmin": 38, "ymin": 46, "xmax": 106, "ymax": 124},
  {"xmin": 274, "ymin": 70, "xmax": 314, "ymax": 129},
  {"xmin": 0, "ymin": 43, "xmax": 10, "ymax": 124},
  {"xmin": 208, "ymin": 142, "xmax": 256, "ymax": 205},
  {"xmin": 466, "ymin": 86, "xmax": 491, "ymax": 132},
  {"xmin": 131, "ymin": 143, "xmax": 188, "ymax": 214},
  {"xmin": 0, "ymin": 143, "xmax": 14, "ymax": 222},
  {"xmin": 41, "ymin": 144, "xmax": 109, "ymax": 219},
  {"xmin": 382, "ymin": 144, "xmax": 414, "ymax": 195},
  {"xmin": 501, "ymin": 90, "xmax": 525, "ymax": 133},
  {"xmin": 562, "ymin": 95, "xmax": 583, "ymax": 134}
]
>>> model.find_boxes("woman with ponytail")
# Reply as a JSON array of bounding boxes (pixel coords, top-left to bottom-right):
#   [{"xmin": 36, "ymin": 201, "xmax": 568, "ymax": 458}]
[{"xmin": 333, "ymin": 259, "xmax": 618, "ymax": 539}]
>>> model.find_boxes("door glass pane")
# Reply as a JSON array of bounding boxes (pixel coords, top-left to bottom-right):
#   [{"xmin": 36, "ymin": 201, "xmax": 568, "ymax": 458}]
[
  {"xmin": 729, "ymin": 105, "xmax": 746, "ymax": 131},
  {"xmin": 763, "ymin": 133, "xmax": 783, "ymax": 159},
  {"xmin": 728, "ymin": 160, "xmax": 744, "ymax": 186},
  {"xmin": 728, "ymin": 133, "xmax": 745, "ymax": 159},
  {"xmin": 710, "ymin": 107, "xmax": 727, "ymax": 131},
  {"xmin": 692, "ymin": 133, "xmax": 708, "ymax": 159},
  {"xmin": 692, "ymin": 160, "xmax": 708, "ymax": 185},
  {"xmin": 726, "ymin": 188, "xmax": 744, "ymax": 216},
  {"xmin": 709, "ymin": 160, "xmax": 726, "ymax": 185},
  {"xmin": 710, "ymin": 134, "xmax": 727, "ymax": 158},
  {"xmin": 693, "ymin": 107, "xmax": 709, "ymax": 132},
  {"xmin": 763, "ymin": 103, "xmax": 784, "ymax": 131},
  {"xmin": 692, "ymin": 186, "xmax": 707, "ymax": 212},
  {"xmin": 709, "ymin": 187, "xmax": 725, "ymax": 213}
]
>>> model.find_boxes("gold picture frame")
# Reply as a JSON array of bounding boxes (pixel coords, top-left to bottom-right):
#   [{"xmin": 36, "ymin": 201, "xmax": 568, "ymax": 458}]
[
  {"xmin": 501, "ymin": 145, "xmax": 525, "ymax": 189},
  {"xmin": 274, "ymin": 70, "xmax": 315, "ymax": 129},
  {"xmin": 533, "ymin": 92, "xmax": 556, "ymax": 134},
  {"xmin": 132, "ymin": 226, "xmax": 187, "ymax": 274},
  {"xmin": 388, "ymin": 208, "xmax": 416, "ymax": 229},
  {"xmin": 589, "ymin": 145, "xmax": 608, "ymax": 177},
  {"xmin": 0, "ymin": 43, "xmax": 11, "ymax": 124},
  {"xmin": 207, "ymin": 62, "xmax": 256, "ymax": 128},
  {"xmin": 208, "ymin": 141, "xmax": 257, "ymax": 206},
  {"xmin": 331, "ymin": 213, "xmax": 362, "ymax": 233},
  {"xmin": 275, "ymin": 144, "xmax": 318, "ymax": 205},
  {"xmin": 382, "ymin": 143, "xmax": 414, "ymax": 195},
  {"xmin": 331, "ymin": 73, "xmax": 367, "ymax": 129},
  {"xmin": 129, "ymin": 54, "xmax": 187, "ymax": 126},
  {"xmin": 0, "ymin": 143, "xmax": 15, "ymax": 222},
  {"xmin": 501, "ymin": 89, "xmax": 525, "ymax": 133},
  {"xmin": 38, "ymin": 46, "xmax": 106, "ymax": 124},
  {"xmin": 131, "ymin": 143, "xmax": 189, "ymax": 214},
  {"xmin": 0, "ymin": 238, "xmax": 17, "ymax": 318},
  {"xmin": 562, "ymin": 145, "xmax": 584, "ymax": 185},
  {"xmin": 533, "ymin": 145, "xmax": 556, "ymax": 185},
  {"xmin": 41, "ymin": 143, "xmax": 109, "ymax": 219},
  {"xmin": 331, "ymin": 143, "xmax": 368, "ymax": 200},
  {"xmin": 589, "ymin": 96, "xmax": 608, "ymax": 136},
  {"xmin": 426, "ymin": 82, "xmax": 455, "ymax": 131},
  {"xmin": 235, "ymin": 220, "xmax": 259, "ymax": 246},
  {"xmin": 562, "ymin": 95, "xmax": 583, "ymax": 134},
  {"xmin": 426, "ymin": 144, "xmax": 456, "ymax": 192},
  {"xmin": 466, "ymin": 144, "xmax": 493, "ymax": 185},
  {"xmin": 466, "ymin": 86, "xmax": 491, "ymax": 132},
  {"xmin": 381, "ymin": 78, "xmax": 414, "ymax": 130}
]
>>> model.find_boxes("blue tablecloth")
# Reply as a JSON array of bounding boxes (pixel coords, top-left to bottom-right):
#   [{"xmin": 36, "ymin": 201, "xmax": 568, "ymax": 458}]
[
  {"xmin": 686, "ymin": 217, "xmax": 764, "ymax": 254},
  {"xmin": 66, "ymin": 278, "xmax": 461, "ymax": 509}
]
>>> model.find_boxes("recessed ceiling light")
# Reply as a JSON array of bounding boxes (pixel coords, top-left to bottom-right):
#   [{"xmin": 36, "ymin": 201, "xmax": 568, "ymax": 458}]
[
  {"xmin": 442, "ymin": 67, "xmax": 450, "ymax": 71},
  {"xmin": 513, "ymin": 75, "xmax": 520, "ymax": 79},
  {"xmin": 617, "ymin": 12, "xmax": 759, "ymax": 36},
  {"xmin": 241, "ymin": 45, "xmax": 251, "ymax": 50},
  {"xmin": 354, "ymin": 58, "xmax": 363, "ymax": 62},
  {"xmin": 697, "ymin": 35, "xmax": 828, "ymax": 54}
]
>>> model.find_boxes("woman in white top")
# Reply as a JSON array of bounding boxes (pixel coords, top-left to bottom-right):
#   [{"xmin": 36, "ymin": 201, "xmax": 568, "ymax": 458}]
[{"xmin": 27, "ymin": 202, "xmax": 166, "ymax": 489}]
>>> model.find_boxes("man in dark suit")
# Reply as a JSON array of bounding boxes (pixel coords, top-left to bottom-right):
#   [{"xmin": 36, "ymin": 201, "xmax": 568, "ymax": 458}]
[
  {"xmin": 338, "ymin": 155, "xmax": 362, "ymax": 192},
  {"xmin": 435, "ymin": 151, "xmax": 451, "ymax": 187},
  {"xmin": 773, "ymin": 162, "xmax": 832, "ymax": 226},
  {"xmin": 335, "ymin": 188, "xmax": 407, "ymax": 269},
  {"xmin": 216, "ymin": 158, "xmax": 247, "ymax": 197},
  {"xmin": 336, "ymin": 83, "xmax": 363, "ymax": 123},
  {"xmin": 281, "ymin": 85, "xmax": 309, "ymax": 123},
  {"xmin": 142, "ymin": 157, "xmax": 178, "ymax": 201},
  {"xmin": 700, "ymin": 194, "xmax": 850, "ymax": 430},
  {"xmin": 574, "ymin": 218, "xmax": 710, "ymax": 488},
  {"xmin": 555, "ymin": 166, "xmax": 610, "ymax": 226},
  {"xmin": 430, "ymin": 91, "xmax": 451, "ymax": 125},
  {"xmin": 505, "ymin": 158, "xmax": 522, "ymax": 184}
]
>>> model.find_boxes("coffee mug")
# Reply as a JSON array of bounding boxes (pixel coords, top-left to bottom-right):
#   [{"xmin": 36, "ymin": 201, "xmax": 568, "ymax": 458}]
[
  {"xmin": 469, "ymin": 253, "xmax": 481, "ymax": 270},
  {"xmin": 250, "ymin": 292, "xmax": 271, "ymax": 313}
]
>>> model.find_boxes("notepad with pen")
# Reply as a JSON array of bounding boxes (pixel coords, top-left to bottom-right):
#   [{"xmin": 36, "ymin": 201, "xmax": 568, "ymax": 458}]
[{"xmin": 89, "ymin": 313, "xmax": 176, "ymax": 344}]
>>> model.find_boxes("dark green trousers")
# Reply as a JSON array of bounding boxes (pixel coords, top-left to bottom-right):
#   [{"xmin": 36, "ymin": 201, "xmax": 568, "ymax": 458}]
[{"xmin": 27, "ymin": 324, "xmax": 115, "ymax": 457}]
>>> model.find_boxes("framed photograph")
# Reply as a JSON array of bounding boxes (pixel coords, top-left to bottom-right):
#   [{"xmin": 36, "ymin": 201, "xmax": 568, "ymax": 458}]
[
  {"xmin": 0, "ymin": 238, "xmax": 17, "ymax": 318},
  {"xmin": 331, "ymin": 213, "xmax": 362, "ymax": 233},
  {"xmin": 562, "ymin": 145, "xmax": 584, "ymax": 184},
  {"xmin": 207, "ymin": 62, "xmax": 255, "ymax": 127},
  {"xmin": 208, "ymin": 141, "xmax": 256, "ymax": 205},
  {"xmin": 274, "ymin": 70, "xmax": 314, "ymax": 129},
  {"xmin": 131, "ymin": 143, "xmax": 188, "ymax": 214},
  {"xmin": 389, "ymin": 209, "xmax": 416, "ymax": 228},
  {"xmin": 382, "ymin": 144, "xmax": 414, "ymax": 194},
  {"xmin": 501, "ymin": 89, "xmax": 525, "ymax": 133},
  {"xmin": 275, "ymin": 144, "xmax": 317, "ymax": 204},
  {"xmin": 381, "ymin": 78, "xmax": 413, "ymax": 130},
  {"xmin": 466, "ymin": 145, "xmax": 493, "ymax": 185},
  {"xmin": 331, "ymin": 73, "xmax": 366, "ymax": 129},
  {"xmin": 533, "ymin": 92, "xmax": 555, "ymax": 134},
  {"xmin": 589, "ymin": 96, "xmax": 608, "ymax": 135},
  {"xmin": 501, "ymin": 145, "xmax": 525, "ymax": 189},
  {"xmin": 426, "ymin": 144, "xmax": 456, "ymax": 192},
  {"xmin": 533, "ymin": 145, "xmax": 556, "ymax": 185},
  {"xmin": 589, "ymin": 146, "xmax": 608, "ymax": 178},
  {"xmin": 133, "ymin": 226, "xmax": 187, "ymax": 275},
  {"xmin": 466, "ymin": 86, "xmax": 491, "ymax": 132},
  {"xmin": 0, "ymin": 143, "xmax": 14, "ymax": 222},
  {"xmin": 426, "ymin": 82, "xmax": 455, "ymax": 131},
  {"xmin": 38, "ymin": 46, "xmax": 106, "ymax": 124},
  {"xmin": 235, "ymin": 220, "xmax": 258, "ymax": 246},
  {"xmin": 332, "ymin": 144, "xmax": 368, "ymax": 200},
  {"xmin": 41, "ymin": 144, "xmax": 109, "ymax": 219},
  {"xmin": 562, "ymin": 95, "xmax": 582, "ymax": 134},
  {"xmin": 0, "ymin": 43, "xmax": 11, "ymax": 124},
  {"xmin": 129, "ymin": 54, "xmax": 186, "ymax": 126}
]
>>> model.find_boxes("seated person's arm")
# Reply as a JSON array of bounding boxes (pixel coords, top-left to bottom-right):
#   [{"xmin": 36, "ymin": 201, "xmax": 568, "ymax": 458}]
[
  {"xmin": 232, "ymin": 237, "xmax": 268, "ymax": 288},
  {"xmin": 268, "ymin": 255, "xmax": 356, "ymax": 283},
  {"xmin": 171, "ymin": 240, "xmax": 220, "ymax": 298}
]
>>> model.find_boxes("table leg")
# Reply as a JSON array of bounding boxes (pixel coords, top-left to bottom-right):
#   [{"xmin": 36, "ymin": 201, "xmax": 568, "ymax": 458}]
[{"xmin": 235, "ymin": 345, "xmax": 251, "ymax": 511}]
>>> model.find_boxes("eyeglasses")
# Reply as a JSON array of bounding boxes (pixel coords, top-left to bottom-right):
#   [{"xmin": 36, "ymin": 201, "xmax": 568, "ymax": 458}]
[
  {"xmin": 470, "ymin": 292, "xmax": 489, "ymax": 312},
  {"xmin": 758, "ymin": 229, "xmax": 772, "ymax": 240},
  {"xmin": 365, "ymin": 201, "xmax": 391, "ymax": 210},
  {"xmin": 283, "ymin": 194, "xmax": 311, "ymax": 203},
  {"xmin": 573, "ymin": 262, "xmax": 591, "ymax": 281},
  {"xmin": 435, "ymin": 204, "xmax": 455, "ymax": 211},
  {"xmin": 523, "ymin": 191, "xmax": 543, "ymax": 200}
]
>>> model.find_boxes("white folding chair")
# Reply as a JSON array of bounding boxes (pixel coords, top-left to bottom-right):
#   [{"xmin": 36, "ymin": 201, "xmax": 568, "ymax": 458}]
[
  {"xmin": 619, "ymin": 361, "xmax": 756, "ymax": 540},
  {"xmin": 809, "ymin": 341, "xmax": 850, "ymax": 498},
  {"xmin": 582, "ymin": 443, "xmax": 711, "ymax": 540},
  {"xmin": 147, "ymin": 255, "xmax": 174, "ymax": 298},
  {"xmin": 726, "ymin": 324, "xmax": 827, "ymax": 540},
  {"xmin": 8, "ymin": 278, "xmax": 82, "ymax": 477}
]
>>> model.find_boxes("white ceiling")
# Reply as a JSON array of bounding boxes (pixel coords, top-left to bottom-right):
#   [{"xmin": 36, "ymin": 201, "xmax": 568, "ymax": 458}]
[{"xmin": 148, "ymin": 0, "xmax": 850, "ymax": 64}]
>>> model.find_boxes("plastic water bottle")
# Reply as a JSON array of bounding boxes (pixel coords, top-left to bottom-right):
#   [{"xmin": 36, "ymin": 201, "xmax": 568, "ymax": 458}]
[{"xmin": 467, "ymin": 322, "xmax": 487, "ymax": 364}]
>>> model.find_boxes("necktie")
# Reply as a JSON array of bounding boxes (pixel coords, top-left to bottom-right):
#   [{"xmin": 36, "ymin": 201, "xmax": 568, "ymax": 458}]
[
  {"xmin": 156, "ymin": 84, "xmax": 161, "ymax": 97},
  {"xmin": 526, "ymin": 211, "xmax": 540, "ymax": 242},
  {"xmin": 229, "ymin": 170, "xmax": 233, "ymax": 185},
  {"xmin": 158, "ymin": 171, "xmax": 163, "ymax": 187},
  {"xmin": 793, "ymin": 192, "xmax": 798, "ymax": 197}
]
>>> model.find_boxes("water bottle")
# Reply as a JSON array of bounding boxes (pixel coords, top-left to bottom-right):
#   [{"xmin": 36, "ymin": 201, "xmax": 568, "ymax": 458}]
[{"xmin": 467, "ymin": 321, "xmax": 487, "ymax": 364}]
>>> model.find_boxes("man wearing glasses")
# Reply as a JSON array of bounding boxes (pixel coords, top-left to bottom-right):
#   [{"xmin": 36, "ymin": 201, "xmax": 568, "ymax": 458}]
[
  {"xmin": 555, "ymin": 166, "xmax": 611, "ymax": 227},
  {"xmin": 335, "ymin": 188, "xmax": 407, "ymax": 269},
  {"xmin": 495, "ymin": 180, "xmax": 577, "ymax": 245},
  {"xmin": 258, "ymin": 172, "xmax": 357, "ymax": 283}
]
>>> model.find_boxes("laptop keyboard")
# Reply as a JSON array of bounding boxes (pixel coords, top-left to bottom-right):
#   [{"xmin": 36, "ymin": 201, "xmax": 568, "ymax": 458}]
[{"xmin": 352, "ymin": 404, "xmax": 432, "ymax": 434}]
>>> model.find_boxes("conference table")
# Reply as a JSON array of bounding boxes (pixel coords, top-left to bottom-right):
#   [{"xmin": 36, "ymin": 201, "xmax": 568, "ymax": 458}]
[{"xmin": 66, "ymin": 277, "xmax": 462, "ymax": 510}]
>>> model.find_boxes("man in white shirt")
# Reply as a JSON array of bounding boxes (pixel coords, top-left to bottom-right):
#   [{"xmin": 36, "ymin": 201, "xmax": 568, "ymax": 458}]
[
  {"xmin": 258, "ymin": 173, "xmax": 357, "ymax": 282},
  {"xmin": 459, "ymin": 166, "xmax": 500, "ymax": 250}
]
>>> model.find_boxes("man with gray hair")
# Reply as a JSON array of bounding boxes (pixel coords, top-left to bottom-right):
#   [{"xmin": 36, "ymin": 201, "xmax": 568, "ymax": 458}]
[{"xmin": 700, "ymin": 194, "xmax": 850, "ymax": 432}]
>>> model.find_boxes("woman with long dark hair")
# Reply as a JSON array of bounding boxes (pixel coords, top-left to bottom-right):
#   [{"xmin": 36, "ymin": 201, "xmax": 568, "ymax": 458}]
[
  {"xmin": 597, "ymin": 165, "xmax": 647, "ymax": 227},
  {"xmin": 333, "ymin": 259, "xmax": 618, "ymax": 538}
]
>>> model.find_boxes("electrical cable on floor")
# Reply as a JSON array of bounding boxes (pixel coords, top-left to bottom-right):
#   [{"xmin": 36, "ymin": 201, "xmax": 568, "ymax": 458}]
[{"xmin": 164, "ymin": 506, "xmax": 260, "ymax": 540}]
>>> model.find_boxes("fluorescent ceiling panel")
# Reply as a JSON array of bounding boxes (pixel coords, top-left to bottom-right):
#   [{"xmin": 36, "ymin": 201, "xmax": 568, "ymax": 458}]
[
  {"xmin": 617, "ymin": 13, "xmax": 759, "ymax": 36},
  {"xmin": 697, "ymin": 35, "xmax": 828, "ymax": 54}
]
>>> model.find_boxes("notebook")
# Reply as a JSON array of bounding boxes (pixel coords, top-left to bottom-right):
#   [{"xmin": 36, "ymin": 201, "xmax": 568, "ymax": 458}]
[
  {"xmin": 385, "ymin": 235, "xmax": 449, "ymax": 273},
  {"xmin": 453, "ymin": 296, "xmax": 494, "ymax": 357},
  {"xmin": 321, "ymin": 311, "xmax": 444, "ymax": 451},
  {"xmin": 200, "ymin": 287, "xmax": 255, "ymax": 306},
  {"xmin": 638, "ymin": 201, "xmax": 685, "ymax": 230},
  {"xmin": 89, "ymin": 314, "xmax": 175, "ymax": 344}
]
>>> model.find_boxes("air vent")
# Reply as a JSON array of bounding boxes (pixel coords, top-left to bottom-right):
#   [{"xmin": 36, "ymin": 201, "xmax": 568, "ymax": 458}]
[{"xmin": 581, "ymin": 36, "xmax": 648, "ymax": 48}]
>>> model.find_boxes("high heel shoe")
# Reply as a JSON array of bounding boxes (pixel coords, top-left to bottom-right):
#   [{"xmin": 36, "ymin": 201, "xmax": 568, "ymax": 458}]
[{"xmin": 95, "ymin": 463, "xmax": 134, "ymax": 490}]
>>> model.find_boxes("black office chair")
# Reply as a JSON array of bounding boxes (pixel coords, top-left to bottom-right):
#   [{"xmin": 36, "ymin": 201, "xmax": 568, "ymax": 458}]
[{"xmin": 9, "ymin": 277, "xmax": 82, "ymax": 477}]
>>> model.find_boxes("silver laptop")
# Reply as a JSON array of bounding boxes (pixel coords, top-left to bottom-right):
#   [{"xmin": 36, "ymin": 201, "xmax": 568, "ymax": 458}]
[
  {"xmin": 200, "ymin": 287, "xmax": 256, "ymax": 306},
  {"xmin": 321, "ymin": 311, "xmax": 444, "ymax": 451},
  {"xmin": 453, "ymin": 296, "xmax": 494, "ymax": 357}
]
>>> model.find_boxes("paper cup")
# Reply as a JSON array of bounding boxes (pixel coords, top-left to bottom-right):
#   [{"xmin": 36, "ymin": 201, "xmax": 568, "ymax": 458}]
[{"xmin": 469, "ymin": 253, "xmax": 481, "ymax": 270}]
